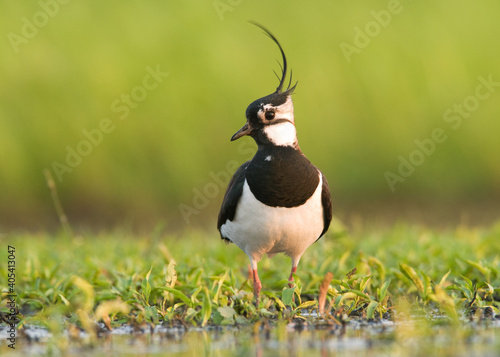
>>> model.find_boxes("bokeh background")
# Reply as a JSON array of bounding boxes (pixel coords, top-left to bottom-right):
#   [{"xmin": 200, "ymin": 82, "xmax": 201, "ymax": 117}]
[{"xmin": 1, "ymin": 0, "xmax": 499, "ymax": 233}]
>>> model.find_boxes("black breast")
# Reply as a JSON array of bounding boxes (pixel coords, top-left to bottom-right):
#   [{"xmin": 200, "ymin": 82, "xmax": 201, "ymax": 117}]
[{"xmin": 246, "ymin": 146, "xmax": 319, "ymax": 207}]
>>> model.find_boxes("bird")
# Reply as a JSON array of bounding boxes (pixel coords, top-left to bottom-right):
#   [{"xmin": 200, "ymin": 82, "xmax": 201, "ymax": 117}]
[{"xmin": 217, "ymin": 23, "xmax": 332, "ymax": 300}]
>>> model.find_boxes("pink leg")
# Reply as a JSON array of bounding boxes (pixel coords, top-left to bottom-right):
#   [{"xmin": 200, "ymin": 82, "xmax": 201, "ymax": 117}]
[
  {"xmin": 252, "ymin": 269, "xmax": 262, "ymax": 299},
  {"xmin": 288, "ymin": 266, "xmax": 297, "ymax": 288}
]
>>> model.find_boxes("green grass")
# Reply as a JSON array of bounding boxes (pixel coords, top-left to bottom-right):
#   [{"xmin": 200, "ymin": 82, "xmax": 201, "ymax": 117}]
[{"xmin": 1, "ymin": 221, "xmax": 499, "ymax": 354}]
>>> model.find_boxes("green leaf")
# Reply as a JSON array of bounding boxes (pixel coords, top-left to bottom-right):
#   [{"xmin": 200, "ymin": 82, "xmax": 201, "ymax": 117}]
[
  {"xmin": 157, "ymin": 287, "xmax": 193, "ymax": 308},
  {"xmin": 346, "ymin": 289, "xmax": 371, "ymax": 300},
  {"xmin": 459, "ymin": 275, "xmax": 474, "ymax": 289},
  {"xmin": 185, "ymin": 307, "xmax": 198, "ymax": 322},
  {"xmin": 400, "ymin": 263, "xmax": 424, "ymax": 297},
  {"xmin": 141, "ymin": 266, "xmax": 153, "ymax": 304},
  {"xmin": 340, "ymin": 281, "xmax": 351, "ymax": 290},
  {"xmin": 144, "ymin": 305, "xmax": 159, "ymax": 323},
  {"xmin": 334, "ymin": 294, "xmax": 343, "ymax": 307},
  {"xmin": 235, "ymin": 315, "xmax": 250, "ymax": 324},
  {"xmin": 478, "ymin": 282, "xmax": 494, "ymax": 296},
  {"xmin": 465, "ymin": 260, "xmax": 491, "ymax": 281},
  {"xmin": 446, "ymin": 284, "xmax": 472, "ymax": 300},
  {"xmin": 438, "ymin": 270, "xmax": 451, "ymax": 287},
  {"xmin": 145, "ymin": 266, "xmax": 153, "ymax": 281},
  {"xmin": 263, "ymin": 291, "xmax": 286, "ymax": 311},
  {"xmin": 58, "ymin": 293, "xmax": 70, "ymax": 307},
  {"xmin": 281, "ymin": 287, "xmax": 295, "ymax": 306},
  {"xmin": 165, "ymin": 259, "xmax": 177, "ymax": 288},
  {"xmin": 366, "ymin": 300, "xmax": 379, "ymax": 320},
  {"xmin": 368, "ymin": 256, "xmax": 386, "ymax": 282},
  {"xmin": 190, "ymin": 286, "xmax": 203, "ymax": 304},
  {"xmin": 338, "ymin": 292, "xmax": 358, "ymax": 304},
  {"xmin": 377, "ymin": 279, "xmax": 391, "ymax": 302},
  {"xmin": 217, "ymin": 306, "xmax": 236, "ymax": 319},
  {"xmin": 212, "ymin": 310, "xmax": 224, "ymax": 325},
  {"xmin": 212, "ymin": 270, "xmax": 229, "ymax": 304},
  {"xmin": 201, "ymin": 288, "xmax": 212, "ymax": 326},
  {"xmin": 359, "ymin": 276, "xmax": 372, "ymax": 293},
  {"xmin": 421, "ymin": 271, "xmax": 433, "ymax": 300},
  {"xmin": 296, "ymin": 300, "xmax": 317, "ymax": 310}
]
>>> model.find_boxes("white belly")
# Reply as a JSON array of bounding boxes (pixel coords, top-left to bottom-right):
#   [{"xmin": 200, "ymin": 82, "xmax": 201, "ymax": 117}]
[{"xmin": 220, "ymin": 173, "xmax": 324, "ymax": 266}]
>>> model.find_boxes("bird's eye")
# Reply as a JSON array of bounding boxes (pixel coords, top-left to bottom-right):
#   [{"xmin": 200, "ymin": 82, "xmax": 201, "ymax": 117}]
[{"xmin": 265, "ymin": 111, "xmax": 275, "ymax": 120}]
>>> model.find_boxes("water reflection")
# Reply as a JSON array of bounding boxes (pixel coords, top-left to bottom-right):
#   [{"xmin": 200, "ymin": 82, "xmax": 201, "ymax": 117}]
[{"xmin": 1, "ymin": 319, "xmax": 499, "ymax": 356}]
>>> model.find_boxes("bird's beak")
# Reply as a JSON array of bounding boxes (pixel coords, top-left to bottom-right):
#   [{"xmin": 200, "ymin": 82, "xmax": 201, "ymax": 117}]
[{"xmin": 231, "ymin": 123, "xmax": 253, "ymax": 141}]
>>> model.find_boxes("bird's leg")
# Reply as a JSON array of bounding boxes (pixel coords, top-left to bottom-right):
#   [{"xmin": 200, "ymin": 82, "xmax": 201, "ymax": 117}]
[
  {"xmin": 288, "ymin": 266, "xmax": 297, "ymax": 288},
  {"xmin": 252, "ymin": 268, "xmax": 262, "ymax": 300}
]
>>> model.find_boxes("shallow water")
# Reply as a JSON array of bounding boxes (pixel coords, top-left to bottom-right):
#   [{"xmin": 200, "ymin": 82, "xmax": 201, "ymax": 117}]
[{"xmin": 1, "ymin": 318, "xmax": 500, "ymax": 356}]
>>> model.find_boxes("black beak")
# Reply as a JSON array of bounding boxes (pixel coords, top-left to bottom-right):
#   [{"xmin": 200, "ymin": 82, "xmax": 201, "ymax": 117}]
[{"xmin": 231, "ymin": 123, "xmax": 253, "ymax": 141}]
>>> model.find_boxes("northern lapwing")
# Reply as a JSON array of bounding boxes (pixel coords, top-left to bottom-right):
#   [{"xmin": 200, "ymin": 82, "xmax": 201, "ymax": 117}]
[{"xmin": 217, "ymin": 23, "xmax": 332, "ymax": 300}]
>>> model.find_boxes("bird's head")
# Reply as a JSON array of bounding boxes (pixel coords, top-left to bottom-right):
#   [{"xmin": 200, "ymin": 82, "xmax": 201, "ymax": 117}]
[{"xmin": 231, "ymin": 23, "xmax": 298, "ymax": 148}]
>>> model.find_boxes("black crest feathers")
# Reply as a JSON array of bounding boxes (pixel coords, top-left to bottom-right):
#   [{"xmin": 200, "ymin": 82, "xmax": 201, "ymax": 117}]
[{"xmin": 249, "ymin": 21, "xmax": 298, "ymax": 95}]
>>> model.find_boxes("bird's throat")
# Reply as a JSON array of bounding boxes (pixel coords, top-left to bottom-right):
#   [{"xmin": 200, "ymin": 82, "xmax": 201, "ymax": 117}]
[{"xmin": 262, "ymin": 122, "xmax": 297, "ymax": 147}]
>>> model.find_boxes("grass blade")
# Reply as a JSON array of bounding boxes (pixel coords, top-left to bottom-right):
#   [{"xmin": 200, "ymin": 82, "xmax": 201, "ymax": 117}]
[
  {"xmin": 400, "ymin": 263, "xmax": 424, "ymax": 298},
  {"xmin": 157, "ymin": 287, "xmax": 193, "ymax": 308},
  {"xmin": 366, "ymin": 300, "xmax": 379, "ymax": 320},
  {"xmin": 201, "ymin": 287, "xmax": 212, "ymax": 326}
]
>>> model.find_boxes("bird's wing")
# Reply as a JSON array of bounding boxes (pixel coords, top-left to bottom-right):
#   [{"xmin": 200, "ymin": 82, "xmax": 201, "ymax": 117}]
[
  {"xmin": 217, "ymin": 161, "xmax": 251, "ymax": 235},
  {"xmin": 318, "ymin": 171, "xmax": 332, "ymax": 239}
]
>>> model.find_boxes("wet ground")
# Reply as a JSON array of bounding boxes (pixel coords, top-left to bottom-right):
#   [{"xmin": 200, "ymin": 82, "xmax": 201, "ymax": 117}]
[{"xmin": 1, "ymin": 317, "xmax": 500, "ymax": 356}]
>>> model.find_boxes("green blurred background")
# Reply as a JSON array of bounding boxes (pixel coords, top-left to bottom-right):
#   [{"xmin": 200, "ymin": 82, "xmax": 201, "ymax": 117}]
[{"xmin": 1, "ymin": 0, "xmax": 499, "ymax": 232}]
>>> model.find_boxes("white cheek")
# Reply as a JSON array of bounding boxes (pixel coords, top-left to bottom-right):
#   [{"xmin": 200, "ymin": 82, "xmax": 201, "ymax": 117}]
[
  {"xmin": 263, "ymin": 122, "xmax": 297, "ymax": 147},
  {"xmin": 278, "ymin": 99, "xmax": 294, "ymax": 122},
  {"xmin": 263, "ymin": 97, "xmax": 295, "ymax": 123}
]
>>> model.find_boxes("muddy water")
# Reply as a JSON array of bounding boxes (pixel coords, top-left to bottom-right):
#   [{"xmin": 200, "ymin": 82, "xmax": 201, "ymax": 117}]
[{"xmin": 1, "ymin": 319, "xmax": 500, "ymax": 356}]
